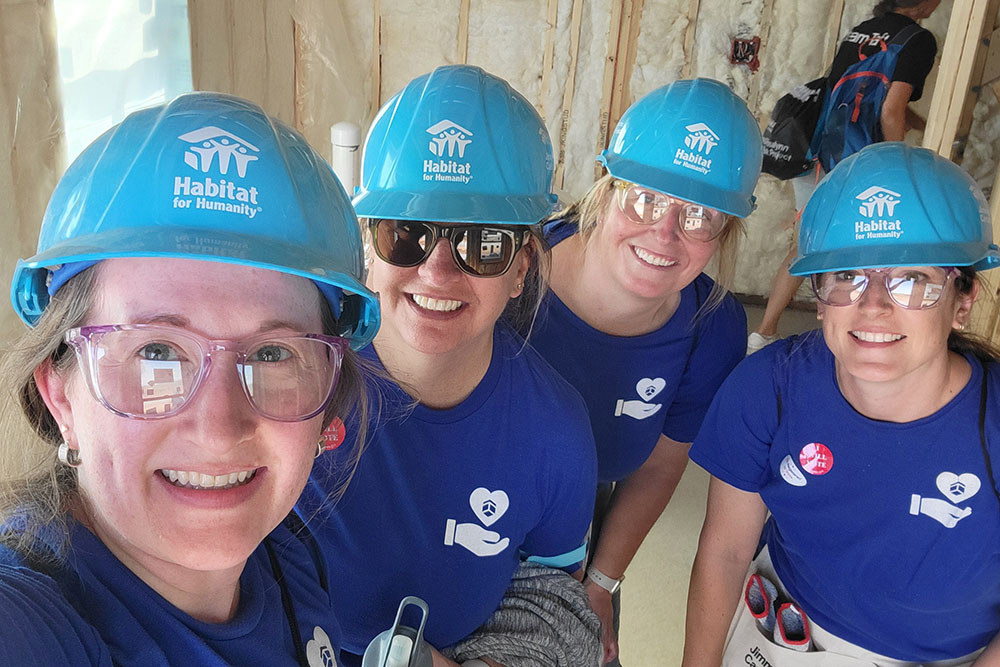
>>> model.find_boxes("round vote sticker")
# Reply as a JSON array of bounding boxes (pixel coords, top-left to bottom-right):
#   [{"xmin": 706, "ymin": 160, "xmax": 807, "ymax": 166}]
[
  {"xmin": 799, "ymin": 443, "xmax": 834, "ymax": 475},
  {"xmin": 321, "ymin": 417, "xmax": 346, "ymax": 451}
]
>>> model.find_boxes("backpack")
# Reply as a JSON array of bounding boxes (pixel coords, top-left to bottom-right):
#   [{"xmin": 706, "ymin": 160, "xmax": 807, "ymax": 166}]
[
  {"xmin": 761, "ymin": 78, "xmax": 827, "ymax": 180},
  {"xmin": 811, "ymin": 23, "xmax": 924, "ymax": 173}
]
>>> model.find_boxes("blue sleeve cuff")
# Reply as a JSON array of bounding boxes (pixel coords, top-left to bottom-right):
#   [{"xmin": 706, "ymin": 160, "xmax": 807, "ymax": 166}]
[{"xmin": 522, "ymin": 542, "xmax": 587, "ymax": 569}]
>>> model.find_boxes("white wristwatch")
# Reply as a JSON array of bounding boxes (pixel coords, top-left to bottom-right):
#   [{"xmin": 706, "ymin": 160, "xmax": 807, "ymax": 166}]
[{"xmin": 586, "ymin": 565, "xmax": 624, "ymax": 594}]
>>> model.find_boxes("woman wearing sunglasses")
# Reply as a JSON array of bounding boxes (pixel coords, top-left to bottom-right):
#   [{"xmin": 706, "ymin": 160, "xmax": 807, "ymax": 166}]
[
  {"xmin": 0, "ymin": 93, "xmax": 380, "ymax": 664},
  {"xmin": 296, "ymin": 66, "xmax": 598, "ymax": 666},
  {"xmin": 685, "ymin": 143, "xmax": 1000, "ymax": 665},
  {"xmin": 526, "ymin": 78, "xmax": 762, "ymax": 663}
]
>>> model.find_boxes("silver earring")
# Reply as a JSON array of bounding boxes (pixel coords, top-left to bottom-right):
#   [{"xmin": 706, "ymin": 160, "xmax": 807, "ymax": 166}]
[
  {"xmin": 57, "ymin": 442, "xmax": 82, "ymax": 468},
  {"xmin": 315, "ymin": 439, "xmax": 326, "ymax": 459},
  {"xmin": 515, "ymin": 282, "xmax": 523, "ymax": 291}
]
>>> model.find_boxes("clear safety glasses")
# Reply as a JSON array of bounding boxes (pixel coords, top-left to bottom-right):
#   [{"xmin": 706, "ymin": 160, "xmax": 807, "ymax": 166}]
[
  {"xmin": 368, "ymin": 219, "xmax": 530, "ymax": 278},
  {"xmin": 810, "ymin": 267, "xmax": 957, "ymax": 310},
  {"xmin": 613, "ymin": 180, "xmax": 728, "ymax": 242},
  {"xmin": 64, "ymin": 325, "xmax": 348, "ymax": 421}
]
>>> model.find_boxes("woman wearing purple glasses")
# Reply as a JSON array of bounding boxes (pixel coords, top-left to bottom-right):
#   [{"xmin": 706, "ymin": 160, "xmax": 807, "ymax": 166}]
[
  {"xmin": 0, "ymin": 93, "xmax": 379, "ymax": 665},
  {"xmin": 685, "ymin": 143, "xmax": 1000, "ymax": 664}
]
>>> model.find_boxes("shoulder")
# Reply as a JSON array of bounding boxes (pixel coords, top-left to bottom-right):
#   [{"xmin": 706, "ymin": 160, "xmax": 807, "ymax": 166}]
[
  {"xmin": 728, "ymin": 331, "xmax": 825, "ymax": 392},
  {"xmin": 0, "ymin": 560, "xmax": 110, "ymax": 664},
  {"xmin": 264, "ymin": 516, "xmax": 330, "ymax": 593},
  {"xmin": 495, "ymin": 325, "xmax": 595, "ymax": 451},
  {"xmin": 541, "ymin": 215, "xmax": 579, "ymax": 247},
  {"xmin": 497, "ymin": 324, "xmax": 585, "ymax": 405},
  {"xmin": 690, "ymin": 275, "xmax": 746, "ymax": 329}
]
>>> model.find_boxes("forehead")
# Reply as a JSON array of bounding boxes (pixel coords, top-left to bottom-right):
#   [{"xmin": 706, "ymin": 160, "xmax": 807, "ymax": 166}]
[{"xmin": 88, "ymin": 258, "xmax": 323, "ymax": 334}]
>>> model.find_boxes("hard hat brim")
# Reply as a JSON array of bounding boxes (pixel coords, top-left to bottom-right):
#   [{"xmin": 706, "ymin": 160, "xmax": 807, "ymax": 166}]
[
  {"xmin": 599, "ymin": 153, "xmax": 756, "ymax": 219},
  {"xmin": 11, "ymin": 226, "xmax": 381, "ymax": 350},
  {"xmin": 788, "ymin": 243, "xmax": 1000, "ymax": 276},
  {"xmin": 352, "ymin": 189, "xmax": 557, "ymax": 226}
]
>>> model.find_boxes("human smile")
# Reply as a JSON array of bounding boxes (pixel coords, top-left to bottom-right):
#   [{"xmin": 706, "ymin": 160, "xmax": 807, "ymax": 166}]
[
  {"xmin": 633, "ymin": 246, "xmax": 677, "ymax": 268},
  {"xmin": 411, "ymin": 293, "xmax": 464, "ymax": 312},
  {"xmin": 850, "ymin": 330, "xmax": 905, "ymax": 343},
  {"xmin": 159, "ymin": 468, "xmax": 259, "ymax": 490}
]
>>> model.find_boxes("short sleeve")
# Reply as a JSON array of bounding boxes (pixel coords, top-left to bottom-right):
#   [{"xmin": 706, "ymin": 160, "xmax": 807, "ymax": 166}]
[
  {"xmin": 662, "ymin": 293, "xmax": 747, "ymax": 443},
  {"xmin": 0, "ymin": 565, "xmax": 111, "ymax": 666},
  {"xmin": 892, "ymin": 30, "xmax": 937, "ymax": 101},
  {"xmin": 688, "ymin": 342, "xmax": 782, "ymax": 492},
  {"xmin": 520, "ymin": 393, "xmax": 597, "ymax": 572}
]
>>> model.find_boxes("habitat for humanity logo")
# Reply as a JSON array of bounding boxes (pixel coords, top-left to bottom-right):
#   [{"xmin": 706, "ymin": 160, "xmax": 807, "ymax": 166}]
[
  {"xmin": 673, "ymin": 123, "xmax": 718, "ymax": 175},
  {"xmin": 423, "ymin": 120, "xmax": 473, "ymax": 185},
  {"xmin": 172, "ymin": 126, "xmax": 262, "ymax": 220},
  {"xmin": 854, "ymin": 186, "xmax": 903, "ymax": 240}
]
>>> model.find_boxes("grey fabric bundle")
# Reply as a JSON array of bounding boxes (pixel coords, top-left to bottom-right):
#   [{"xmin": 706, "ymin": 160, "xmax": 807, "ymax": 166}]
[{"xmin": 441, "ymin": 562, "xmax": 602, "ymax": 667}]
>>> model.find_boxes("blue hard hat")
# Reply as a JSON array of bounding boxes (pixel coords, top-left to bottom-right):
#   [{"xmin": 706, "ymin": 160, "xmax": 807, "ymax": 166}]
[
  {"xmin": 11, "ymin": 92, "xmax": 380, "ymax": 350},
  {"xmin": 353, "ymin": 65, "xmax": 557, "ymax": 225},
  {"xmin": 598, "ymin": 78, "xmax": 763, "ymax": 218},
  {"xmin": 788, "ymin": 142, "xmax": 999, "ymax": 276}
]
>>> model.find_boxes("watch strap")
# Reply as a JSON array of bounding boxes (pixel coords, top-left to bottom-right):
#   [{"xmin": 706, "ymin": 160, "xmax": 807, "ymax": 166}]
[{"xmin": 586, "ymin": 565, "xmax": 623, "ymax": 594}]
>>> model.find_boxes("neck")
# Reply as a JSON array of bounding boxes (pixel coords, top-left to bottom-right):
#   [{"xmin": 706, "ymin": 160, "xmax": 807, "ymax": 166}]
[
  {"xmin": 82, "ymin": 513, "xmax": 243, "ymax": 623},
  {"xmin": 893, "ymin": 5, "xmax": 926, "ymax": 20},
  {"xmin": 835, "ymin": 351, "xmax": 970, "ymax": 422},
  {"xmin": 550, "ymin": 235, "xmax": 682, "ymax": 336},
  {"xmin": 373, "ymin": 329, "xmax": 494, "ymax": 409}
]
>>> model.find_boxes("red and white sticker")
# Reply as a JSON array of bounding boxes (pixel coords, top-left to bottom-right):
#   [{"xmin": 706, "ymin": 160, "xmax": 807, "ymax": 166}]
[
  {"xmin": 321, "ymin": 417, "xmax": 346, "ymax": 451},
  {"xmin": 799, "ymin": 443, "xmax": 833, "ymax": 475}
]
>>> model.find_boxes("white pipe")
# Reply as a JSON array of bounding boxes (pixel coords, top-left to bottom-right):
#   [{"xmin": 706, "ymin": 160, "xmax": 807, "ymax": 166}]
[{"xmin": 330, "ymin": 122, "xmax": 362, "ymax": 196}]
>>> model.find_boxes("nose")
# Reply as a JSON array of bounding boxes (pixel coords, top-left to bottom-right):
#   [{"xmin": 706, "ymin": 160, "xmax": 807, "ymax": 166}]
[
  {"xmin": 186, "ymin": 351, "xmax": 257, "ymax": 450},
  {"xmin": 651, "ymin": 206, "xmax": 683, "ymax": 242},
  {"xmin": 857, "ymin": 272, "xmax": 894, "ymax": 314},
  {"xmin": 416, "ymin": 237, "xmax": 462, "ymax": 283}
]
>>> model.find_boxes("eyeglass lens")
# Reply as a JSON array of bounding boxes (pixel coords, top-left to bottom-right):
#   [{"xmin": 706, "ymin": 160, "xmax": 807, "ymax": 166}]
[
  {"xmin": 618, "ymin": 184, "xmax": 726, "ymax": 241},
  {"xmin": 813, "ymin": 268, "xmax": 951, "ymax": 309},
  {"xmin": 372, "ymin": 219, "xmax": 519, "ymax": 277},
  {"xmin": 78, "ymin": 327, "xmax": 340, "ymax": 420}
]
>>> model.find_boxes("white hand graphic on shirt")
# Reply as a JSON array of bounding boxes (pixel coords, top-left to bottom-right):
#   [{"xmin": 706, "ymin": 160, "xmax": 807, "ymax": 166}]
[
  {"xmin": 909, "ymin": 494, "xmax": 973, "ymax": 528},
  {"xmin": 614, "ymin": 378, "xmax": 665, "ymax": 420},
  {"xmin": 444, "ymin": 518, "xmax": 510, "ymax": 556},
  {"xmin": 615, "ymin": 399, "xmax": 662, "ymax": 420}
]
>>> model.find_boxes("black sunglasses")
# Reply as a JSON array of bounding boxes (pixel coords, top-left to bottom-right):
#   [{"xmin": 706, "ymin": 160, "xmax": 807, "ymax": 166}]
[{"xmin": 368, "ymin": 219, "xmax": 531, "ymax": 278}]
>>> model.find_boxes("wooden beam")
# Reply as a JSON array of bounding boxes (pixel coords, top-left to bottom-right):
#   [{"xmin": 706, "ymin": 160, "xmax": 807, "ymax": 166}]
[
  {"xmin": 610, "ymin": 0, "xmax": 644, "ymax": 132},
  {"xmin": 923, "ymin": 0, "xmax": 977, "ymax": 154},
  {"xmin": 553, "ymin": 0, "xmax": 583, "ymax": 190},
  {"xmin": 747, "ymin": 0, "xmax": 776, "ymax": 123},
  {"xmin": 821, "ymin": 0, "xmax": 847, "ymax": 71},
  {"xmin": 680, "ymin": 0, "xmax": 702, "ymax": 79},
  {"xmin": 539, "ymin": 0, "xmax": 560, "ymax": 123},
  {"xmin": 370, "ymin": 0, "xmax": 382, "ymax": 113},
  {"xmin": 944, "ymin": 0, "xmax": 1000, "ymax": 159},
  {"xmin": 595, "ymin": 0, "xmax": 626, "ymax": 179},
  {"xmin": 457, "ymin": 0, "xmax": 471, "ymax": 64},
  {"xmin": 982, "ymin": 25, "xmax": 1000, "ymax": 85},
  {"xmin": 188, "ymin": 0, "xmax": 294, "ymax": 122}
]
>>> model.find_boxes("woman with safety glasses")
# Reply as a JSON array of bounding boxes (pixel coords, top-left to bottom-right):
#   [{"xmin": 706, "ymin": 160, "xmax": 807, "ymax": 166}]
[
  {"xmin": 0, "ymin": 93, "xmax": 380, "ymax": 664},
  {"xmin": 685, "ymin": 143, "xmax": 1000, "ymax": 665},
  {"xmin": 296, "ymin": 66, "xmax": 598, "ymax": 666},
  {"xmin": 526, "ymin": 78, "xmax": 762, "ymax": 664}
]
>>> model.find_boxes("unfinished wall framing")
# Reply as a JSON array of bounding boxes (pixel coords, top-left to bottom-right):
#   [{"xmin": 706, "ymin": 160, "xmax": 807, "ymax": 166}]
[{"xmin": 4, "ymin": 0, "xmax": 1000, "ymax": 346}]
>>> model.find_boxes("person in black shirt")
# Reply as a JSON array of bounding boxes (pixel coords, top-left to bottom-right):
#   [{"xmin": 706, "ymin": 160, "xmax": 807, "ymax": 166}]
[
  {"xmin": 827, "ymin": 1, "xmax": 939, "ymax": 141},
  {"xmin": 747, "ymin": 0, "xmax": 941, "ymax": 356}
]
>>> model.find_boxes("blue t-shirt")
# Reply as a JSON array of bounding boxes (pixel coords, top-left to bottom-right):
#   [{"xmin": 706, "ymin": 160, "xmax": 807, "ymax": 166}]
[
  {"xmin": 0, "ymin": 517, "xmax": 343, "ymax": 666},
  {"xmin": 691, "ymin": 332, "xmax": 1000, "ymax": 660},
  {"xmin": 298, "ymin": 324, "xmax": 597, "ymax": 655},
  {"xmin": 530, "ymin": 219, "xmax": 746, "ymax": 482}
]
